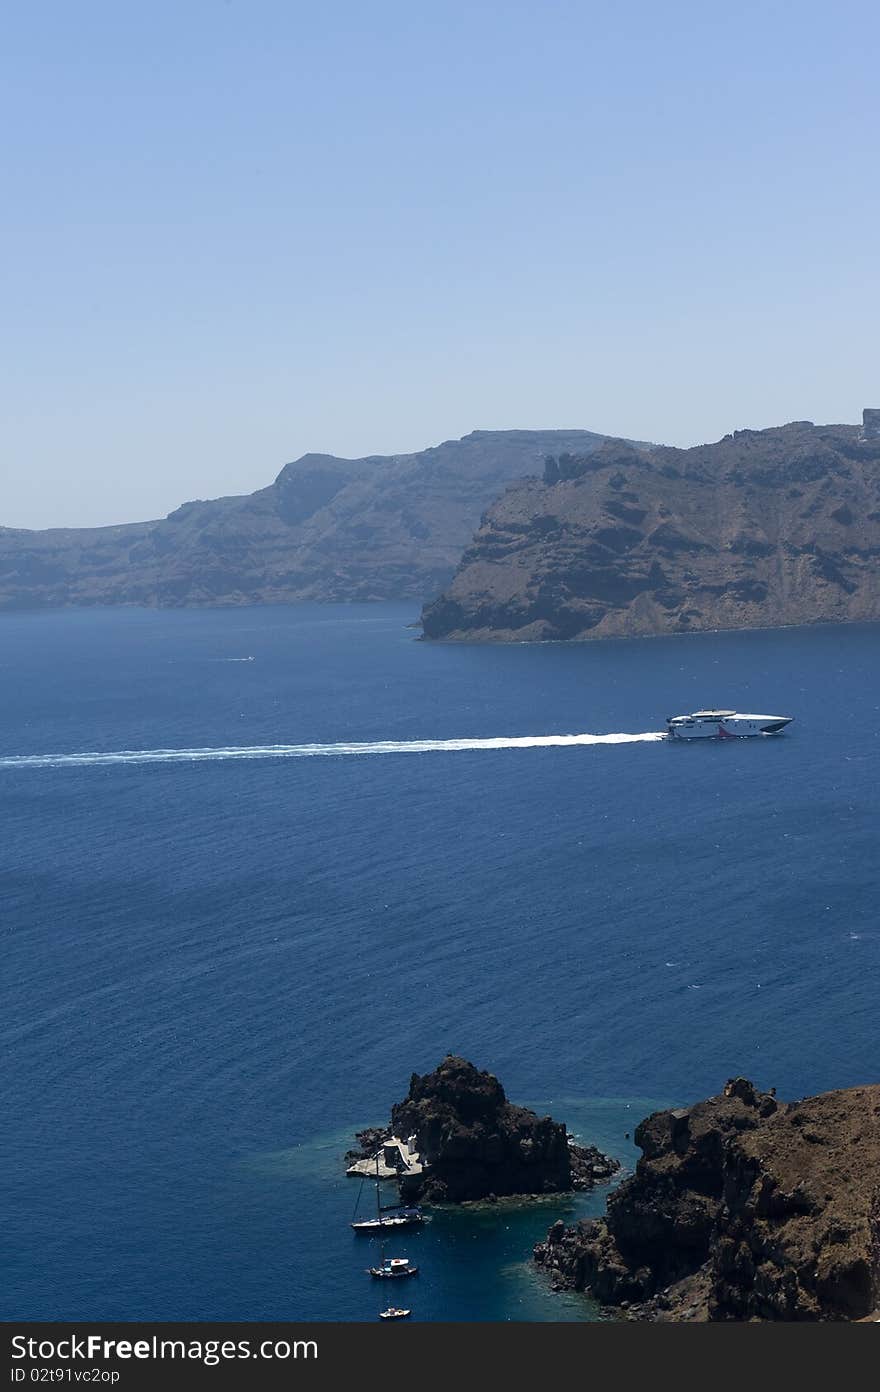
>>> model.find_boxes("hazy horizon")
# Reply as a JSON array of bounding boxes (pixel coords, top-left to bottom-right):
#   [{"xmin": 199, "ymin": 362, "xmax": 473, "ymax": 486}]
[
  {"xmin": 3, "ymin": 0, "xmax": 878, "ymax": 529},
  {"xmin": 3, "ymin": 411, "xmax": 874, "ymax": 533}
]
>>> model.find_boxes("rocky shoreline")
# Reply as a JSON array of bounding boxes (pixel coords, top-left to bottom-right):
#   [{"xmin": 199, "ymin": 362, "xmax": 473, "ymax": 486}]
[
  {"xmin": 345, "ymin": 1065, "xmax": 880, "ymax": 1319},
  {"xmin": 344, "ymin": 1126, "xmax": 391, "ymax": 1169},
  {"xmin": 347, "ymin": 1055, "xmax": 619, "ymax": 1204},
  {"xmin": 534, "ymin": 1078, "xmax": 880, "ymax": 1321}
]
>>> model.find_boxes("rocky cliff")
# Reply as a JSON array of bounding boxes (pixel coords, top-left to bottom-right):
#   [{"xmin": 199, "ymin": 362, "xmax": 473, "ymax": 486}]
[
  {"xmin": 0, "ymin": 429, "xmax": 628, "ymax": 610},
  {"xmin": 422, "ymin": 414, "xmax": 880, "ymax": 641},
  {"xmin": 388, "ymin": 1055, "xmax": 618, "ymax": 1202},
  {"xmin": 534, "ymin": 1078, "xmax": 880, "ymax": 1321}
]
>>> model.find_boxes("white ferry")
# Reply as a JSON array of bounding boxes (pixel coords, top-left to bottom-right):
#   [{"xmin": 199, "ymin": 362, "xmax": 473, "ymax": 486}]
[{"xmin": 666, "ymin": 710, "xmax": 793, "ymax": 740}]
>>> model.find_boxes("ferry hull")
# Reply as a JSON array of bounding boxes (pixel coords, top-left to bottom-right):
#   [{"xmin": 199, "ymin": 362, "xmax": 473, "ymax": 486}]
[{"xmin": 667, "ymin": 712, "xmax": 793, "ymax": 740}]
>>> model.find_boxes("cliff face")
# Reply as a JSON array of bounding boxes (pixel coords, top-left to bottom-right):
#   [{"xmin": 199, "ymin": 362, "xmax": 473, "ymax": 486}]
[
  {"xmin": 421, "ymin": 418, "xmax": 880, "ymax": 642},
  {"xmin": 534, "ymin": 1078, "xmax": 880, "ymax": 1321},
  {"xmin": 0, "ymin": 429, "xmax": 627, "ymax": 610},
  {"xmin": 389, "ymin": 1055, "xmax": 618, "ymax": 1203}
]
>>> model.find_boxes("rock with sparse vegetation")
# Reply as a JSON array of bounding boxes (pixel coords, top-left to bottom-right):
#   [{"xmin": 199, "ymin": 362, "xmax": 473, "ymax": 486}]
[
  {"xmin": 534, "ymin": 1077, "xmax": 880, "ymax": 1321},
  {"xmin": 422, "ymin": 416, "xmax": 880, "ymax": 642},
  {"xmin": 0, "ymin": 430, "xmax": 637, "ymax": 610}
]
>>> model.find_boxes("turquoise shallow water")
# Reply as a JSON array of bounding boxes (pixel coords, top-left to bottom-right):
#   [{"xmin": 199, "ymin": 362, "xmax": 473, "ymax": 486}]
[
  {"xmin": 2, "ymin": 604, "xmax": 879, "ymax": 1319},
  {"xmin": 237, "ymin": 1097, "xmax": 660, "ymax": 1323}
]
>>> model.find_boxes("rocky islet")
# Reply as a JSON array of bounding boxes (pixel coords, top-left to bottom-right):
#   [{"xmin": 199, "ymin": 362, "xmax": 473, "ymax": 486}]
[{"xmin": 348, "ymin": 1055, "xmax": 619, "ymax": 1205}]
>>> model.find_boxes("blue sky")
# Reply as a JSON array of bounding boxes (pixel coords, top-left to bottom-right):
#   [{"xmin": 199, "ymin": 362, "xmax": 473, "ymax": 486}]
[{"xmin": 3, "ymin": 1, "xmax": 878, "ymax": 526}]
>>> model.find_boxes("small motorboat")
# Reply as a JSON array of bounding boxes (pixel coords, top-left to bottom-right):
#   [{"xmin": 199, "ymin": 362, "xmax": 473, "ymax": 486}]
[
  {"xmin": 368, "ymin": 1255, "xmax": 419, "ymax": 1279},
  {"xmin": 379, "ymin": 1307, "xmax": 411, "ymax": 1320}
]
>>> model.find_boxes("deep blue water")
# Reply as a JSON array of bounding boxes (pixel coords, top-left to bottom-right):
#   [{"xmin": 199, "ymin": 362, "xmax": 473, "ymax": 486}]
[{"xmin": 2, "ymin": 604, "xmax": 879, "ymax": 1321}]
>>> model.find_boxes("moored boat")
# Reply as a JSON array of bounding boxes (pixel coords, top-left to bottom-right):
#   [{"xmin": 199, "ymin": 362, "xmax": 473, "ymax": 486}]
[
  {"xmin": 351, "ymin": 1154, "xmax": 424, "ymax": 1232},
  {"xmin": 351, "ymin": 1206, "xmax": 423, "ymax": 1232},
  {"xmin": 378, "ymin": 1307, "xmax": 411, "ymax": 1320},
  {"xmin": 368, "ymin": 1254, "xmax": 419, "ymax": 1279}
]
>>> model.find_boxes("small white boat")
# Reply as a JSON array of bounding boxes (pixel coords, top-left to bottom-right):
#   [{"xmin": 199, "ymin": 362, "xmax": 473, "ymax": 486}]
[
  {"xmin": 666, "ymin": 710, "xmax": 793, "ymax": 740},
  {"xmin": 379, "ymin": 1306, "xmax": 411, "ymax": 1320},
  {"xmin": 368, "ymin": 1254, "xmax": 419, "ymax": 1279},
  {"xmin": 351, "ymin": 1208, "xmax": 423, "ymax": 1232}
]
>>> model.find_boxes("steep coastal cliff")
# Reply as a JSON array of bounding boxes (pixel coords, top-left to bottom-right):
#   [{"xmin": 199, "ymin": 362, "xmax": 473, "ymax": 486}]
[
  {"xmin": 0, "ymin": 429, "xmax": 627, "ymax": 610},
  {"xmin": 534, "ymin": 1078, "xmax": 880, "ymax": 1321},
  {"xmin": 422, "ymin": 413, "xmax": 880, "ymax": 642}
]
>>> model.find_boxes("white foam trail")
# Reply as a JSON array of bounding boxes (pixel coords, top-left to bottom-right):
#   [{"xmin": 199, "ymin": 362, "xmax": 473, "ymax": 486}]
[{"xmin": 0, "ymin": 731, "xmax": 666, "ymax": 770}]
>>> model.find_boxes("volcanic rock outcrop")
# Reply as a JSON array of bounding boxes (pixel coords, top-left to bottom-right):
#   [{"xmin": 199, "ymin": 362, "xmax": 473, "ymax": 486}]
[
  {"xmin": 386, "ymin": 1055, "xmax": 618, "ymax": 1203},
  {"xmin": 0, "ymin": 429, "xmax": 634, "ymax": 610},
  {"xmin": 421, "ymin": 417, "xmax": 880, "ymax": 641},
  {"xmin": 533, "ymin": 1078, "xmax": 880, "ymax": 1321},
  {"xmin": 861, "ymin": 408, "xmax": 880, "ymax": 441}
]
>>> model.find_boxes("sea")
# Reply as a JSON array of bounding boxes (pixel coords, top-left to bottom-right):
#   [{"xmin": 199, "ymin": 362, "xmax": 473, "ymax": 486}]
[{"xmin": 2, "ymin": 604, "xmax": 879, "ymax": 1321}]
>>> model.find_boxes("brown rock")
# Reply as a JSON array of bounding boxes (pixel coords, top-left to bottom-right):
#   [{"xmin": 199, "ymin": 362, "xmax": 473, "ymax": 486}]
[
  {"xmin": 534, "ymin": 1079, "xmax": 880, "ymax": 1321},
  {"xmin": 0, "ymin": 430, "xmax": 643, "ymax": 610},
  {"xmin": 387, "ymin": 1054, "xmax": 619, "ymax": 1203},
  {"xmin": 422, "ymin": 419, "xmax": 880, "ymax": 642}
]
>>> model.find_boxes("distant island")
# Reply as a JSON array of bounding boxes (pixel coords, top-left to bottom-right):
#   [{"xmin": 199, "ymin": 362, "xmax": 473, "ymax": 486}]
[
  {"xmin": 422, "ymin": 411, "xmax": 880, "ymax": 642},
  {"xmin": 0, "ymin": 429, "xmax": 630, "ymax": 611},
  {"xmin": 7, "ymin": 412, "xmax": 880, "ymax": 641}
]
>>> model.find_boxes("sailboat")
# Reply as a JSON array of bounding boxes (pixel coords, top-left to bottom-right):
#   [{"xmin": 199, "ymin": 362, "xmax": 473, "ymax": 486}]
[{"xmin": 351, "ymin": 1154, "xmax": 424, "ymax": 1232}]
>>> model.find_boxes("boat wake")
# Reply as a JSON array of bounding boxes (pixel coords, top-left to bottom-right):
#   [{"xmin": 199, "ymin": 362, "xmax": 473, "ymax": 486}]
[{"xmin": 0, "ymin": 731, "xmax": 667, "ymax": 770}]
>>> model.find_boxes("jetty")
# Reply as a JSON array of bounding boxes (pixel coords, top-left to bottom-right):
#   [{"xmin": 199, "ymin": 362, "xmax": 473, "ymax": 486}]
[{"xmin": 346, "ymin": 1134, "xmax": 427, "ymax": 1180}]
